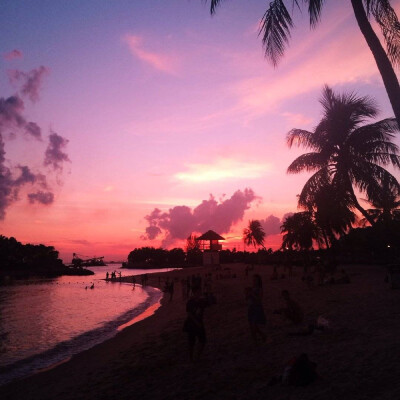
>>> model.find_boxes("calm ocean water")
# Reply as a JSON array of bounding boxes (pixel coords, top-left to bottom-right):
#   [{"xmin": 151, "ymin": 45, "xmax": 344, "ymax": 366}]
[{"xmin": 0, "ymin": 265, "xmax": 167, "ymax": 386}]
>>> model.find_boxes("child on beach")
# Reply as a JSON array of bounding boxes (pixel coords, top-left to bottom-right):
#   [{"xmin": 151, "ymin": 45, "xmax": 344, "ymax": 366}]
[
  {"xmin": 245, "ymin": 274, "xmax": 267, "ymax": 343},
  {"xmin": 183, "ymin": 286, "xmax": 207, "ymax": 361}
]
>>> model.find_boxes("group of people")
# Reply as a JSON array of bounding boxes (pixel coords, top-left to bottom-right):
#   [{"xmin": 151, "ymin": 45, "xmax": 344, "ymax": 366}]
[
  {"xmin": 105, "ymin": 271, "xmax": 121, "ymax": 281},
  {"xmin": 183, "ymin": 270, "xmax": 307, "ymax": 361}
]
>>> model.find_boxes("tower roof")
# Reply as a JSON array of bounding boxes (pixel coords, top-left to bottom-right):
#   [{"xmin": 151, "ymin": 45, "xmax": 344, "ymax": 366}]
[{"xmin": 196, "ymin": 230, "xmax": 225, "ymax": 241}]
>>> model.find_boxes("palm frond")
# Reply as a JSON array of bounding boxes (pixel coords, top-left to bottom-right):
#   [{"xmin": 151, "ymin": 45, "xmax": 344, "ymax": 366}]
[
  {"xmin": 307, "ymin": 0, "xmax": 325, "ymax": 27},
  {"xmin": 287, "ymin": 152, "xmax": 327, "ymax": 174},
  {"xmin": 209, "ymin": 0, "xmax": 224, "ymax": 15},
  {"xmin": 260, "ymin": 0, "xmax": 294, "ymax": 67},
  {"xmin": 365, "ymin": 0, "xmax": 400, "ymax": 66},
  {"xmin": 286, "ymin": 129, "xmax": 318, "ymax": 149},
  {"xmin": 297, "ymin": 168, "xmax": 331, "ymax": 208}
]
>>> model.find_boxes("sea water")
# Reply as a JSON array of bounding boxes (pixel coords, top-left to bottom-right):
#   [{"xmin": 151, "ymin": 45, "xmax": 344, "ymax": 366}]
[{"xmin": 0, "ymin": 265, "xmax": 168, "ymax": 386}]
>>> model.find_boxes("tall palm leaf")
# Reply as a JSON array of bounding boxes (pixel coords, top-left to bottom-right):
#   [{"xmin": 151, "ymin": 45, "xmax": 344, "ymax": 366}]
[
  {"xmin": 243, "ymin": 219, "xmax": 266, "ymax": 249},
  {"xmin": 207, "ymin": 0, "xmax": 400, "ymax": 126},
  {"xmin": 287, "ymin": 86, "xmax": 400, "ymax": 225}
]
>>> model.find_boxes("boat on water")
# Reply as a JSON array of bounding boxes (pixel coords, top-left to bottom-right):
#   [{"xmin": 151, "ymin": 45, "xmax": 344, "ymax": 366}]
[{"xmin": 71, "ymin": 253, "xmax": 106, "ymax": 267}]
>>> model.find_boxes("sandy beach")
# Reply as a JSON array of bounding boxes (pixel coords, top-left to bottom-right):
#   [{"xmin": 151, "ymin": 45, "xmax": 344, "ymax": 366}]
[{"xmin": 1, "ymin": 263, "xmax": 400, "ymax": 400}]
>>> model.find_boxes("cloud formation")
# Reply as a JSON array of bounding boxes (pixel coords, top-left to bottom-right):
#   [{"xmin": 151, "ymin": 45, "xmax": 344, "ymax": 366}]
[
  {"xmin": 3, "ymin": 49, "xmax": 23, "ymax": 61},
  {"xmin": 175, "ymin": 158, "xmax": 270, "ymax": 183},
  {"xmin": 0, "ymin": 67, "xmax": 69, "ymax": 219},
  {"xmin": 259, "ymin": 215, "xmax": 282, "ymax": 237},
  {"xmin": 0, "ymin": 137, "xmax": 52, "ymax": 219},
  {"xmin": 8, "ymin": 66, "xmax": 49, "ymax": 103},
  {"xmin": 0, "ymin": 95, "xmax": 42, "ymax": 139},
  {"xmin": 143, "ymin": 188, "xmax": 257, "ymax": 246},
  {"xmin": 44, "ymin": 132, "xmax": 70, "ymax": 171},
  {"xmin": 124, "ymin": 34, "xmax": 178, "ymax": 74},
  {"xmin": 28, "ymin": 191, "xmax": 54, "ymax": 205}
]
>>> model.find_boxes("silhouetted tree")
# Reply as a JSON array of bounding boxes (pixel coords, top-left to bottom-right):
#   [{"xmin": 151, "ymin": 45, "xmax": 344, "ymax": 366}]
[
  {"xmin": 280, "ymin": 212, "xmax": 321, "ymax": 250},
  {"xmin": 362, "ymin": 175, "xmax": 400, "ymax": 225},
  {"xmin": 287, "ymin": 85, "xmax": 400, "ymax": 226},
  {"xmin": 308, "ymin": 184, "xmax": 357, "ymax": 248},
  {"xmin": 207, "ymin": 0, "xmax": 400, "ymax": 125},
  {"xmin": 243, "ymin": 219, "xmax": 266, "ymax": 249}
]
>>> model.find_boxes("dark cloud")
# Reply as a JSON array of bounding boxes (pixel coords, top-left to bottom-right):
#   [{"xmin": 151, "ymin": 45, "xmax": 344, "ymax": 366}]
[
  {"xmin": 0, "ymin": 95, "xmax": 42, "ymax": 139},
  {"xmin": 0, "ymin": 65, "xmax": 67, "ymax": 219},
  {"xmin": 14, "ymin": 165, "xmax": 37, "ymax": 187},
  {"xmin": 3, "ymin": 49, "xmax": 23, "ymax": 61},
  {"xmin": 144, "ymin": 224, "xmax": 162, "ymax": 240},
  {"xmin": 44, "ymin": 132, "xmax": 70, "ymax": 171},
  {"xmin": 8, "ymin": 66, "xmax": 49, "ymax": 103},
  {"xmin": 259, "ymin": 215, "xmax": 281, "ymax": 237},
  {"xmin": 25, "ymin": 122, "xmax": 41, "ymax": 140},
  {"xmin": 143, "ymin": 188, "xmax": 257, "ymax": 246},
  {"xmin": 28, "ymin": 191, "xmax": 54, "ymax": 205},
  {"xmin": 259, "ymin": 213, "xmax": 294, "ymax": 237}
]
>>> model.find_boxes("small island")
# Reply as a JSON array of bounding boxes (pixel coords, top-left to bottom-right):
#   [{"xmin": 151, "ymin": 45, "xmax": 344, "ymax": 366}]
[{"xmin": 0, "ymin": 235, "xmax": 94, "ymax": 284}]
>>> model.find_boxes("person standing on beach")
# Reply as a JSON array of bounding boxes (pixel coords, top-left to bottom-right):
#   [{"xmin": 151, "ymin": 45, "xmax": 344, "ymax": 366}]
[
  {"xmin": 183, "ymin": 286, "xmax": 207, "ymax": 361},
  {"xmin": 245, "ymin": 274, "xmax": 267, "ymax": 343}
]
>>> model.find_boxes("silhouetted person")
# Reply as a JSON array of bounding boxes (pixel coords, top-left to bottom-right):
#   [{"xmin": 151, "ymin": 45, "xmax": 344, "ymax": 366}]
[
  {"xmin": 90, "ymin": 283, "xmax": 94, "ymax": 289},
  {"xmin": 132, "ymin": 276, "xmax": 136, "ymax": 289},
  {"xmin": 106, "ymin": 271, "xmax": 109, "ymax": 280},
  {"xmin": 183, "ymin": 286, "xmax": 207, "ymax": 361},
  {"xmin": 169, "ymin": 281, "xmax": 174, "ymax": 302},
  {"xmin": 274, "ymin": 290, "xmax": 304, "ymax": 324},
  {"xmin": 245, "ymin": 274, "xmax": 266, "ymax": 343}
]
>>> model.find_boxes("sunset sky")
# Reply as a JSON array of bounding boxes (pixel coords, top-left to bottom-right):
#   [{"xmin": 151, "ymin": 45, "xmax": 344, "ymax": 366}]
[{"xmin": 1, "ymin": 1, "xmax": 399, "ymax": 262}]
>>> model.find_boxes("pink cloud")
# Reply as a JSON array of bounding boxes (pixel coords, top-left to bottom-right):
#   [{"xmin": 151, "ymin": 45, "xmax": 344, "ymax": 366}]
[
  {"xmin": 8, "ymin": 66, "xmax": 49, "ymax": 103},
  {"xmin": 3, "ymin": 49, "xmax": 23, "ymax": 61},
  {"xmin": 124, "ymin": 34, "xmax": 178, "ymax": 74},
  {"xmin": 44, "ymin": 131, "xmax": 70, "ymax": 171},
  {"xmin": 143, "ymin": 188, "xmax": 258, "ymax": 246}
]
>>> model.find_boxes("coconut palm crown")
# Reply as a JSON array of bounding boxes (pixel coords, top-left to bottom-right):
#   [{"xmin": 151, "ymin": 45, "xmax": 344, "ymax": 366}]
[
  {"xmin": 243, "ymin": 219, "xmax": 266, "ymax": 249},
  {"xmin": 287, "ymin": 85, "xmax": 400, "ymax": 225}
]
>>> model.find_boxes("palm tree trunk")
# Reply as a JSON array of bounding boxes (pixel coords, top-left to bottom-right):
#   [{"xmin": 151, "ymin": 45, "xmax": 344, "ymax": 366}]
[{"xmin": 350, "ymin": 0, "xmax": 400, "ymax": 126}]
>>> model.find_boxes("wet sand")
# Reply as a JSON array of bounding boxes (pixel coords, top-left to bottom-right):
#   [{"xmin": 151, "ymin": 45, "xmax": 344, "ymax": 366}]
[{"xmin": 1, "ymin": 263, "xmax": 400, "ymax": 400}]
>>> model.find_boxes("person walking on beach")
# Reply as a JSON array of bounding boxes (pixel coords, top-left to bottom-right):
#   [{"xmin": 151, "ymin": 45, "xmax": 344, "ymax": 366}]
[
  {"xmin": 183, "ymin": 286, "xmax": 207, "ymax": 361},
  {"xmin": 245, "ymin": 274, "xmax": 266, "ymax": 344}
]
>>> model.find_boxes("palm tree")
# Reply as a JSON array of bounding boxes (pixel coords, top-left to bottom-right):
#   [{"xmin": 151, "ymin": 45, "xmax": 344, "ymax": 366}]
[
  {"xmin": 361, "ymin": 175, "xmax": 400, "ymax": 225},
  {"xmin": 287, "ymin": 85, "xmax": 400, "ymax": 226},
  {"xmin": 280, "ymin": 212, "xmax": 321, "ymax": 250},
  {"xmin": 243, "ymin": 219, "xmax": 266, "ymax": 249},
  {"xmin": 207, "ymin": 0, "xmax": 400, "ymax": 126},
  {"xmin": 311, "ymin": 184, "xmax": 357, "ymax": 247}
]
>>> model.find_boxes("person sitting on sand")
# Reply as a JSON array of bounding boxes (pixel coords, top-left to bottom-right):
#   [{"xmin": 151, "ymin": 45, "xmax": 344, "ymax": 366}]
[
  {"xmin": 183, "ymin": 286, "xmax": 207, "ymax": 361},
  {"xmin": 274, "ymin": 290, "xmax": 304, "ymax": 324},
  {"xmin": 245, "ymin": 274, "xmax": 267, "ymax": 343}
]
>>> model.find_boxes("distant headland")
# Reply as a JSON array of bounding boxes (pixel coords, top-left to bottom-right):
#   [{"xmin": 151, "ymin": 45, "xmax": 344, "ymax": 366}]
[{"xmin": 0, "ymin": 235, "xmax": 94, "ymax": 284}]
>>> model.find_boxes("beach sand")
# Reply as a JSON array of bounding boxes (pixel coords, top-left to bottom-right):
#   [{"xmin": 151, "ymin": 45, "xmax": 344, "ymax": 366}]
[{"xmin": 1, "ymin": 263, "xmax": 400, "ymax": 400}]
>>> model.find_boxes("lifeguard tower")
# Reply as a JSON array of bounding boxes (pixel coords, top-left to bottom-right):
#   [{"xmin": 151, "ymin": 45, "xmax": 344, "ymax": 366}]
[{"xmin": 196, "ymin": 230, "xmax": 225, "ymax": 266}]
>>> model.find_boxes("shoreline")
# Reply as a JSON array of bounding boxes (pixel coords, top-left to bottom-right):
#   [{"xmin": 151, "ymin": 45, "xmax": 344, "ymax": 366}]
[
  {"xmin": 1, "ymin": 263, "xmax": 400, "ymax": 399},
  {"xmin": 0, "ymin": 281, "xmax": 163, "ymax": 387}
]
